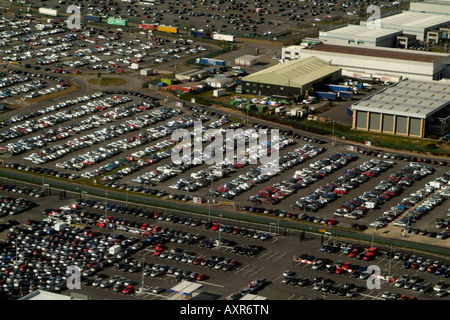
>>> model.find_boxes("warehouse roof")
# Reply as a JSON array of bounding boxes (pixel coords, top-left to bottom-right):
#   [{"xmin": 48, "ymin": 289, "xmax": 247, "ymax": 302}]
[
  {"xmin": 242, "ymin": 56, "xmax": 341, "ymax": 87},
  {"xmin": 306, "ymin": 43, "xmax": 446, "ymax": 63},
  {"xmin": 374, "ymin": 11, "xmax": 449, "ymax": 29},
  {"xmin": 351, "ymin": 79, "xmax": 450, "ymax": 119},
  {"xmin": 20, "ymin": 290, "xmax": 73, "ymax": 300},
  {"xmin": 319, "ymin": 24, "xmax": 402, "ymax": 40}
]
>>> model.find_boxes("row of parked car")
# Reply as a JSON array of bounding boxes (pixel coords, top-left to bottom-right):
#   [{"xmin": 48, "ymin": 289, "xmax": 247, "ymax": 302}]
[
  {"xmin": 249, "ymin": 145, "xmax": 326, "ymax": 205},
  {"xmin": 207, "ymin": 136, "xmax": 296, "ymax": 200},
  {"xmin": 357, "ymin": 148, "xmax": 450, "ymax": 167},
  {"xmin": 292, "ymin": 153, "xmax": 359, "ymax": 212},
  {"xmin": 0, "ymin": 212, "xmax": 159, "ymax": 298},
  {"xmin": 0, "ymin": 194, "xmax": 37, "ymax": 218},
  {"xmin": 364, "ymin": 163, "xmax": 435, "ymax": 229},
  {"xmin": 0, "ymin": 90, "xmax": 106, "ymax": 147}
]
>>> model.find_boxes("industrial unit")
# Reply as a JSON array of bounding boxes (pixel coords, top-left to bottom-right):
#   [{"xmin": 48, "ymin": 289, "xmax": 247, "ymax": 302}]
[
  {"xmin": 175, "ymin": 69, "xmax": 209, "ymax": 82},
  {"xmin": 282, "ymin": 43, "xmax": 450, "ymax": 81},
  {"xmin": 234, "ymin": 54, "xmax": 259, "ymax": 67},
  {"xmin": 351, "ymin": 79, "xmax": 450, "ymax": 138},
  {"xmin": 360, "ymin": 11, "xmax": 450, "ymax": 41},
  {"xmin": 241, "ymin": 56, "xmax": 341, "ymax": 98},
  {"xmin": 318, "ymin": 25, "xmax": 403, "ymax": 48},
  {"xmin": 410, "ymin": 0, "xmax": 450, "ymax": 15}
]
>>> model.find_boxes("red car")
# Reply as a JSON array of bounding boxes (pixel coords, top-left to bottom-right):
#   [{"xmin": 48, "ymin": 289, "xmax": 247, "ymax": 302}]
[
  {"xmin": 363, "ymin": 254, "xmax": 374, "ymax": 261},
  {"xmin": 211, "ymin": 223, "xmax": 220, "ymax": 231},
  {"xmin": 155, "ymin": 244, "xmax": 165, "ymax": 252},
  {"xmin": 327, "ymin": 219, "xmax": 338, "ymax": 226},
  {"xmin": 122, "ymin": 285, "xmax": 135, "ymax": 294},
  {"xmin": 342, "ymin": 262, "xmax": 352, "ymax": 271},
  {"xmin": 196, "ymin": 274, "xmax": 207, "ymax": 281}
]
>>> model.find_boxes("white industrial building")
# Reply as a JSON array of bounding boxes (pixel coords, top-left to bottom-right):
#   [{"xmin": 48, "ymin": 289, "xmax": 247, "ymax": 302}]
[
  {"xmin": 410, "ymin": 0, "xmax": 450, "ymax": 15},
  {"xmin": 235, "ymin": 54, "xmax": 259, "ymax": 67},
  {"xmin": 360, "ymin": 11, "xmax": 450, "ymax": 41},
  {"xmin": 351, "ymin": 79, "xmax": 450, "ymax": 138},
  {"xmin": 281, "ymin": 43, "xmax": 450, "ymax": 81},
  {"xmin": 318, "ymin": 25, "xmax": 403, "ymax": 48}
]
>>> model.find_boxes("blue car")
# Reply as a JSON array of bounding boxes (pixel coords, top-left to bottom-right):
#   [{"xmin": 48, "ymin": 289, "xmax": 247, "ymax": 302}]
[{"xmin": 402, "ymin": 261, "xmax": 412, "ymax": 269}]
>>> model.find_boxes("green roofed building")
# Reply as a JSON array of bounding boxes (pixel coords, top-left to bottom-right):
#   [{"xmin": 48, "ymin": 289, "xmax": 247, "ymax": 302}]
[{"xmin": 241, "ymin": 56, "xmax": 342, "ymax": 98}]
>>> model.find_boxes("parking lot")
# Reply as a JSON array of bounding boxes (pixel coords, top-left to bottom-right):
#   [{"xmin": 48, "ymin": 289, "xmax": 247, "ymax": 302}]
[
  {"xmin": 0, "ymin": 12, "xmax": 215, "ymax": 79},
  {"xmin": 0, "ymin": 72, "xmax": 449, "ymax": 241},
  {"xmin": 0, "ymin": 0, "xmax": 448, "ymax": 303},
  {"xmin": 0, "ymin": 182, "xmax": 449, "ymax": 300},
  {"xmin": 5, "ymin": 0, "xmax": 408, "ymax": 39}
]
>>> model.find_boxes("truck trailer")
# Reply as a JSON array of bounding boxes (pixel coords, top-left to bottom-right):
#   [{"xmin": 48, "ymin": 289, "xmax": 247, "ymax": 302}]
[{"xmin": 195, "ymin": 58, "xmax": 225, "ymax": 66}]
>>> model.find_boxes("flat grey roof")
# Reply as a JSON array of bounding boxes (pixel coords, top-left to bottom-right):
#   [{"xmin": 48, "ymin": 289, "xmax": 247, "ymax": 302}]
[
  {"xmin": 351, "ymin": 79, "xmax": 450, "ymax": 119},
  {"xmin": 319, "ymin": 24, "xmax": 402, "ymax": 40}
]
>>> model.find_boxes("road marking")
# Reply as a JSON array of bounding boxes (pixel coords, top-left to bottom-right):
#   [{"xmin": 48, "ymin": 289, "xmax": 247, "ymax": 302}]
[{"xmin": 270, "ymin": 251, "xmax": 287, "ymax": 262}]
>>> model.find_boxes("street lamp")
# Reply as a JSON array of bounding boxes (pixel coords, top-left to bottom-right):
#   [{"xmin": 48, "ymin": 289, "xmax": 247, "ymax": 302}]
[
  {"xmin": 140, "ymin": 251, "xmax": 151, "ymax": 294},
  {"xmin": 208, "ymin": 173, "xmax": 213, "ymax": 222},
  {"xmin": 218, "ymin": 213, "xmax": 223, "ymax": 248},
  {"xmin": 104, "ymin": 191, "xmax": 108, "ymax": 219},
  {"xmin": 332, "ymin": 120, "xmax": 336, "ymax": 147}
]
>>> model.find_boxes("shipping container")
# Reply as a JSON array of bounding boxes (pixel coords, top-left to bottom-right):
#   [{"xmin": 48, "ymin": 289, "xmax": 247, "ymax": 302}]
[
  {"xmin": 107, "ymin": 18, "xmax": 128, "ymax": 26},
  {"xmin": 325, "ymin": 84, "xmax": 353, "ymax": 93},
  {"xmin": 160, "ymin": 78, "xmax": 172, "ymax": 85},
  {"xmin": 195, "ymin": 57, "xmax": 225, "ymax": 66},
  {"xmin": 212, "ymin": 33, "xmax": 235, "ymax": 42},
  {"xmin": 337, "ymin": 91, "xmax": 353, "ymax": 100},
  {"xmin": 168, "ymin": 85, "xmax": 190, "ymax": 93},
  {"xmin": 316, "ymin": 91, "xmax": 337, "ymax": 101},
  {"xmin": 213, "ymin": 89, "xmax": 226, "ymax": 97},
  {"xmin": 39, "ymin": 8, "xmax": 58, "ymax": 16},
  {"xmin": 190, "ymin": 30, "xmax": 208, "ymax": 38},
  {"xmin": 157, "ymin": 25, "xmax": 179, "ymax": 34},
  {"xmin": 140, "ymin": 23, "xmax": 156, "ymax": 30},
  {"xmin": 83, "ymin": 15, "xmax": 102, "ymax": 22}
]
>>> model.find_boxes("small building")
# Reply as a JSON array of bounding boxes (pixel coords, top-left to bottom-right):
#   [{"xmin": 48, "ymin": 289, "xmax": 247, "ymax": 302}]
[
  {"xmin": 351, "ymin": 79, "xmax": 450, "ymax": 138},
  {"xmin": 140, "ymin": 68, "xmax": 154, "ymax": 76},
  {"xmin": 175, "ymin": 69, "xmax": 209, "ymax": 82},
  {"xmin": 205, "ymin": 76, "xmax": 235, "ymax": 88},
  {"xmin": 241, "ymin": 56, "xmax": 342, "ymax": 98},
  {"xmin": 235, "ymin": 54, "xmax": 259, "ymax": 67}
]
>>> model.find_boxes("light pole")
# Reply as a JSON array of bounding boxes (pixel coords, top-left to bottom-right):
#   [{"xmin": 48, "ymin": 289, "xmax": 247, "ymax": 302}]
[
  {"xmin": 140, "ymin": 251, "xmax": 151, "ymax": 293},
  {"xmin": 332, "ymin": 120, "xmax": 336, "ymax": 147},
  {"xmin": 208, "ymin": 173, "xmax": 213, "ymax": 222},
  {"xmin": 104, "ymin": 191, "xmax": 108, "ymax": 219},
  {"xmin": 218, "ymin": 213, "xmax": 223, "ymax": 248}
]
